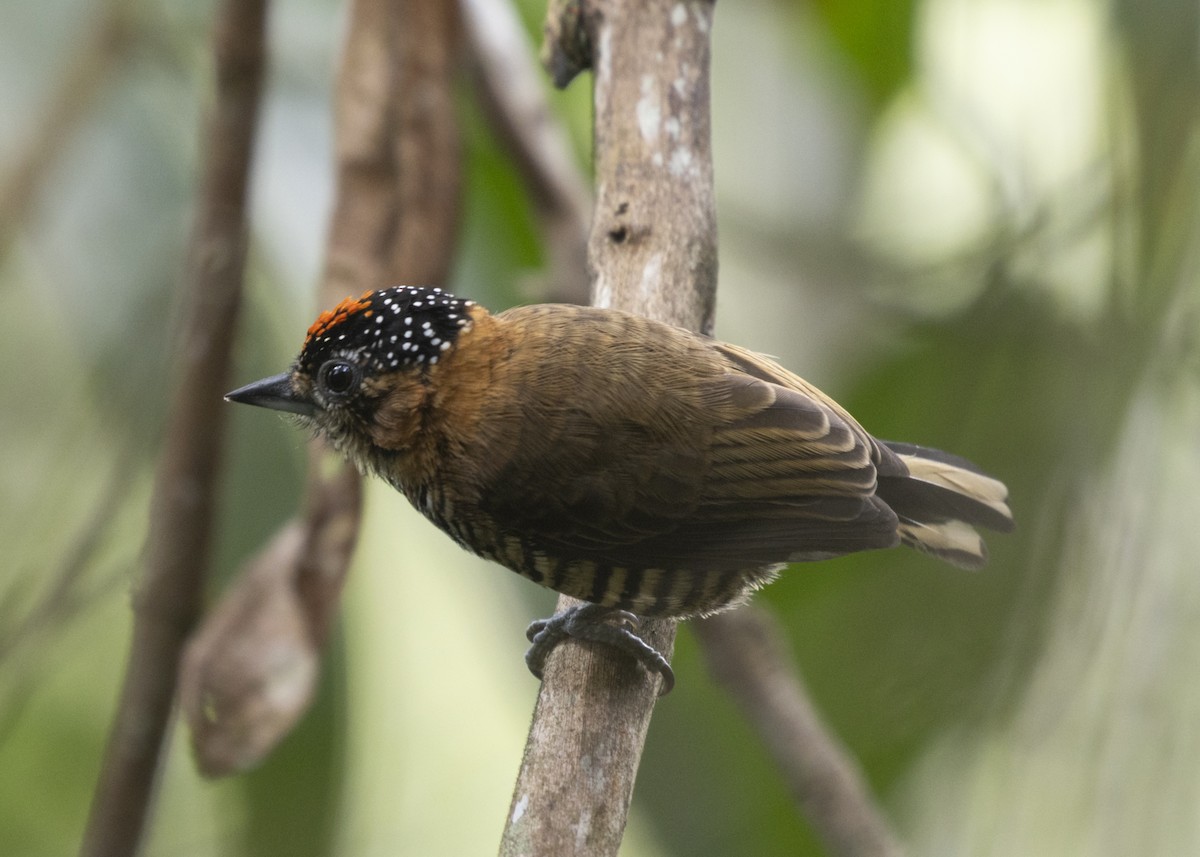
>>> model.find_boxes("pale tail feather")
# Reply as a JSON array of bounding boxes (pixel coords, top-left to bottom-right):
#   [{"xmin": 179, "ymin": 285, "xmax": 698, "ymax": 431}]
[
  {"xmin": 896, "ymin": 518, "xmax": 988, "ymax": 570},
  {"xmin": 876, "ymin": 441, "xmax": 1013, "ymax": 570}
]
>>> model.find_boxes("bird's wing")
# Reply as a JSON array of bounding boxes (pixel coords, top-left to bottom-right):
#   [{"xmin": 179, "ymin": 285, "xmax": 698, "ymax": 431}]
[{"xmin": 477, "ymin": 338, "xmax": 898, "ymax": 572}]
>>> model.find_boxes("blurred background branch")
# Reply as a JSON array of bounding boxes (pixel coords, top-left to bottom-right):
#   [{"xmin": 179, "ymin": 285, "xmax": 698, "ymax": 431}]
[
  {"xmin": 78, "ymin": 0, "xmax": 268, "ymax": 852},
  {"xmin": 696, "ymin": 609, "xmax": 904, "ymax": 857},
  {"xmin": 0, "ymin": 0, "xmax": 136, "ymax": 248},
  {"xmin": 180, "ymin": 0, "xmax": 462, "ymax": 781},
  {"xmin": 461, "ymin": 0, "xmax": 591, "ymax": 305}
]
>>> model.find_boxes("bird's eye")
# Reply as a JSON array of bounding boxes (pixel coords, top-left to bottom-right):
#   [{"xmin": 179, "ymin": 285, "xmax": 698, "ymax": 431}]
[{"xmin": 319, "ymin": 360, "xmax": 359, "ymax": 396}]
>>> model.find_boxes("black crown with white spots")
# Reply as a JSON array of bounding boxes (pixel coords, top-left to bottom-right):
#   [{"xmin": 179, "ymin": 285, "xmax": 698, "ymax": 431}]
[{"xmin": 299, "ymin": 286, "xmax": 476, "ymax": 377}]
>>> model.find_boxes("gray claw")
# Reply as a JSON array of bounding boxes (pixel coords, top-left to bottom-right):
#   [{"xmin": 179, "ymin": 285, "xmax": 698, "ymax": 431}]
[{"xmin": 523, "ymin": 604, "xmax": 675, "ymax": 694}]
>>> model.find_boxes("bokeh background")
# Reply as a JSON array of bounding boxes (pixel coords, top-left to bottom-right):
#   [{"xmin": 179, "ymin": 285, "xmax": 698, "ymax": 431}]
[{"xmin": 3, "ymin": 0, "xmax": 1199, "ymax": 854}]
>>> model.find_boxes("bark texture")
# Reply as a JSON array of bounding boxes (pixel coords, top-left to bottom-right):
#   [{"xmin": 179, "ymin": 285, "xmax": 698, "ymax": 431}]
[{"xmin": 499, "ymin": 3, "xmax": 717, "ymax": 855}]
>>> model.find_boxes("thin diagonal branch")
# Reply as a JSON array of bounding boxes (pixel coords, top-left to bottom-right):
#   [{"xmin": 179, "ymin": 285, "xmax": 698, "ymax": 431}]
[
  {"xmin": 0, "ymin": 448, "xmax": 136, "ymax": 667},
  {"xmin": 695, "ymin": 609, "xmax": 906, "ymax": 857},
  {"xmin": 461, "ymin": 0, "xmax": 591, "ymax": 304},
  {"xmin": 79, "ymin": 0, "xmax": 268, "ymax": 852},
  {"xmin": 0, "ymin": 0, "xmax": 136, "ymax": 247}
]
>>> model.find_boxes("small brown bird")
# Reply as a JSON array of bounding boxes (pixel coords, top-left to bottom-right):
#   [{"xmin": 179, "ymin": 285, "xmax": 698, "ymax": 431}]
[{"xmin": 228, "ymin": 286, "xmax": 1012, "ymax": 691}]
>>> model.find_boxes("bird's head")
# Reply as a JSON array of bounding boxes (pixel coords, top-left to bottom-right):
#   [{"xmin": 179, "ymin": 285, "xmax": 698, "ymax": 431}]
[{"xmin": 226, "ymin": 286, "xmax": 478, "ymax": 465}]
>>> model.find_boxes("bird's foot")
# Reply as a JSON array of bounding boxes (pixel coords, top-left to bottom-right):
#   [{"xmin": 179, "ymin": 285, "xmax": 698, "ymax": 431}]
[{"xmin": 524, "ymin": 603, "xmax": 675, "ymax": 695}]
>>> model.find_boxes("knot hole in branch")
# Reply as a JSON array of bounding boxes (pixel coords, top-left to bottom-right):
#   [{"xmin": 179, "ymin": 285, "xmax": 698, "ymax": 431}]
[{"xmin": 607, "ymin": 201, "xmax": 645, "ymax": 246}]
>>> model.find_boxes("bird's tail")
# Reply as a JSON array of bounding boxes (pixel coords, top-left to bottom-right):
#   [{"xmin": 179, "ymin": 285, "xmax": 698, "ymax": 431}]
[{"xmin": 874, "ymin": 441, "xmax": 1014, "ymax": 570}]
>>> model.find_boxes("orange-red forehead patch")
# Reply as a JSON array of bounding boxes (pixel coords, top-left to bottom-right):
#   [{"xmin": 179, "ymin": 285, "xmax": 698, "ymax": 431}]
[{"xmin": 305, "ymin": 291, "xmax": 374, "ymax": 348}]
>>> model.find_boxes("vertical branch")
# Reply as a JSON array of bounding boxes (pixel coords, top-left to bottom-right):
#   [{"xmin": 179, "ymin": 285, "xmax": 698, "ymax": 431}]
[
  {"xmin": 181, "ymin": 0, "xmax": 461, "ymax": 776},
  {"xmin": 299, "ymin": 0, "xmax": 461, "ymax": 644},
  {"xmin": 499, "ymin": 2, "xmax": 717, "ymax": 855},
  {"xmin": 390, "ymin": 0, "xmax": 462, "ymax": 284},
  {"xmin": 324, "ymin": 0, "xmax": 461, "ymax": 296},
  {"xmin": 585, "ymin": 1, "xmax": 718, "ymax": 332},
  {"xmin": 80, "ymin": 0, "xmax": 267, "ymax": 852}
]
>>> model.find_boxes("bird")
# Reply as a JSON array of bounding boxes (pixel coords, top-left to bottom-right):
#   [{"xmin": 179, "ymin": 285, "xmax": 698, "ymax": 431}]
[{"xmin": 227, "ymin": 286, "xmax": 1013, "ymax": 692}]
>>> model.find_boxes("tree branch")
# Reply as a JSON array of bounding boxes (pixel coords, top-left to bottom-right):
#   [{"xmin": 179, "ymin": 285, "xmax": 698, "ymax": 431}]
[
  {"xmin": 323, "ymin": 0, "xmax": 461, "ymax": 296},
  {"xmin": 181, "ymin": 0, "xmax": 462, "ymax": 776},
  {"xmin": 499, "ymin": 2, "xmax": 718, "ymax": 854},
  {"xmin": 0, "ymin": 449, "xmax": 136, "ymax": 668},
  {"xmin": 79, "ymin": 0, "xmax": 267, "ymax": 852},
  {"xmin": 389, "ymin": 0, "xmax": 462, "ymax": 285},
  {"xmin": 0, "ymin": 0, "xmax": 136, "ymax": 248},
  {"xmin": 179, "ymin": 445, "xmax": 361, "ymax": 777},
  {"xmin": 461, "ymin": 0, "xmax": 592, "ymax": 304},
  {"xmin": 694, "ymin": 609, "xmax": 906, "ymax": 857}
]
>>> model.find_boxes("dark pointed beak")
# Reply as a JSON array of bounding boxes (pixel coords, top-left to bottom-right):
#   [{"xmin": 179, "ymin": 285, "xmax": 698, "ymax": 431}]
[{"xmin": 225, "ymin": 372, "xmax": 317, "ymax": 417}]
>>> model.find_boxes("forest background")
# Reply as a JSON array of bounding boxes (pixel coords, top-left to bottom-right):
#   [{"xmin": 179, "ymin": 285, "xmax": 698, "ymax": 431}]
[{"xmin": 2, "ymin": 0, "xmax": 1197, "ymax": 855}]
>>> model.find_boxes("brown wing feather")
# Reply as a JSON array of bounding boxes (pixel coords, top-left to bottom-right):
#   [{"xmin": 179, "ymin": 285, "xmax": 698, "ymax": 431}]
[{"xmin": 476, "ymin": 326, "xmax": 898, "ymax": 572}]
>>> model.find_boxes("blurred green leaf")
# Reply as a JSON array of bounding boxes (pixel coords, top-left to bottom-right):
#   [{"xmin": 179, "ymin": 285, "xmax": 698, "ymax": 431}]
[
  {"xmin": 1114, "ymin": 0, "xmax": 1200, "ymax": 313},
  {"xmin": 810, "ymin": 0, "xmax": 916, "ymax": 108}
]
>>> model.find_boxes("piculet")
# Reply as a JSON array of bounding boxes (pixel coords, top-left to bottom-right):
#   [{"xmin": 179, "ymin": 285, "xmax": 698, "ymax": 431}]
[{"xmin": 227, "ymin": 286, "xmax": 1013, "ymax": 692}]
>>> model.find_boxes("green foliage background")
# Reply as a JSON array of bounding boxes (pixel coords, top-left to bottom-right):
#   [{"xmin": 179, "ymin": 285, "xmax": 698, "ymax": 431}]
[{"xmin": 2, "ymin": 0, "xmax": 1198, "ymax": 855}]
